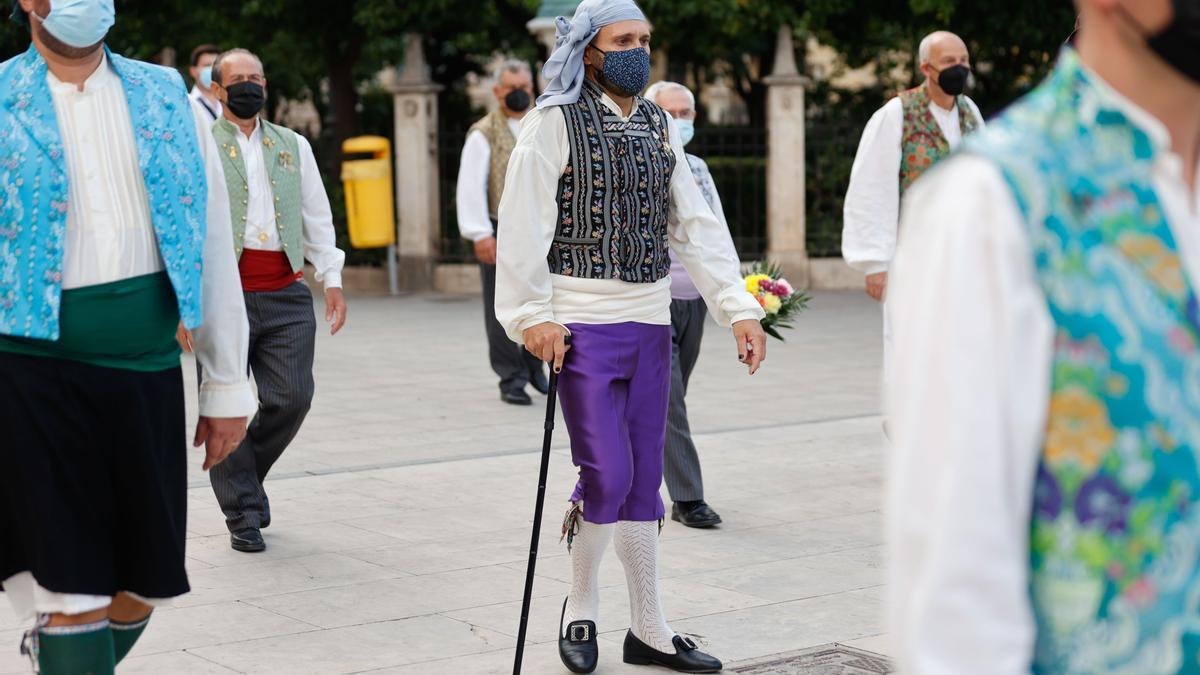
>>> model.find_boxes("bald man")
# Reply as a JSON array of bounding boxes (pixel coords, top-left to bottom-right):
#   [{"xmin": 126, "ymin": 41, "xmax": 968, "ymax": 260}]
[
  {"xmin": 887, "ymin": 0, "xmax": 1200, "ymax": 671},
  {"xmin": 841, "ymin": 31, "xmax": 984, "ymax": 388}
]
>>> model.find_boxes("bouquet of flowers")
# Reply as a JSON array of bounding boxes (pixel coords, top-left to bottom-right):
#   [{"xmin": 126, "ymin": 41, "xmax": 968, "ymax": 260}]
[{"xmin": 744, "ymin": 261, "xmax": 810, "ymax": 341}]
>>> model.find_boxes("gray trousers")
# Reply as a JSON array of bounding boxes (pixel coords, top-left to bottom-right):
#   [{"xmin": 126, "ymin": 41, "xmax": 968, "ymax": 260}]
[
  {"xmin": 210, "ymin": 281, "xmax": 317, "ymax": 532},
  {"xmin": 664, "ymin": 297, "xmax": 708, "ymax": 502},
  {"xmin": 480, "ymin": 262, "xmax": 543, "ymax": 394}
]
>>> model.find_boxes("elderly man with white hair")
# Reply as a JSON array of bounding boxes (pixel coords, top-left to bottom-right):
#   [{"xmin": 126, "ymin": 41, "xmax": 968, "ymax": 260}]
[
  {"xmin": 496, "ymin": 0, "xmax": 766, "ymax": 671},
  {"xmin": 841, "ymin": 31, "xmax": 984, "ymax": 386},
  {"xmin": 644, "ymin": 80, "xmax": 732, "ymax": 530},
  {"xmin": 456, "ymin": 59, "xmax": 548, "ymax": 405}
]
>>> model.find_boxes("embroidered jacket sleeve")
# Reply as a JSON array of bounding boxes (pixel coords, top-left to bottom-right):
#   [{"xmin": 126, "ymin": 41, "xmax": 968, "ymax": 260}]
[
  {"xmin": 842, "ymin": 98, "xmax": 904, "ymax": 276},
  {"xmin": 887, "ymin": 154, "xmax": 1050, "ymax": 675},
  {"xmin": 495, "ymin": 105, "xmax": 571, "ymax": 343},
  {"xmin": 665, "ymin": 117, "xmax": 763, "ymax": 326},
  {"xmin": 190, "ymin": 112, "xmax": 258, "ymax": 418},
  {"xmin": 456, "ymin": 130, "xmax": 496, "ymax": 242},
  {"xmin": 295, "ymin": 134, "xmax": 345, "ymax": 289}
]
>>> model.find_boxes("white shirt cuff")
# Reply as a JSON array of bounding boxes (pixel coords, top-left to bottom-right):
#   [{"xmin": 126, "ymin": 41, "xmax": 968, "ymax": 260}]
[
  {"xmin": 730, "ymin": 309, "xmax": 766, "ymax": 325},
  {"xmin": 198, "ymin": 381, "xmax": 258, "ymax": 418},
  {"xmin": 320, "ymin": 271, "xmax": 343, "ymax": 289}
]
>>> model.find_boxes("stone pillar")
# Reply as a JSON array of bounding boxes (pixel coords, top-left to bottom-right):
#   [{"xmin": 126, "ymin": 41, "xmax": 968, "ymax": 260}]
[
  {"xmin": 763, "ymin": 26, "xmax": 810, "ymax": 287},
  {"xmin": 388, "ymin": 34, "xmax": 444, "ymax": 291}
]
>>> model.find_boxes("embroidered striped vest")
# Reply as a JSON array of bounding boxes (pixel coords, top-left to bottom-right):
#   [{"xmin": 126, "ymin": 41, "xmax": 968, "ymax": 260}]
[{"xmin": 549, "ymin": 80, "xmax": 676, "ymax": 283}]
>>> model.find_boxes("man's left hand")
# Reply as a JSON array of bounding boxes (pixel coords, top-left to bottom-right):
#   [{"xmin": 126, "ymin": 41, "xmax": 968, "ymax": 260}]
[
  {"xmin": 325, "ymin": 288, "xmax": 347, "ymax": 335},
  {"xmin": 732, "ymin": 319, "xmax": 767, "ymax": 375},
  {"xmin": 194, "ymin": 416, "xmax": 248, "ymax": 470}
]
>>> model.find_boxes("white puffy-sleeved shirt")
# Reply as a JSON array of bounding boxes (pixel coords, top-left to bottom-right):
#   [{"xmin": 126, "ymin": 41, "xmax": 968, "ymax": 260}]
[
  {"xmin": 495, "ymin": 89, "xmax": 764, "ymax": 342},
  {"xmin": 456, "ymin": 116, "xmax": 523, "ymax": 243},
  {"xmin": 885, "ymin": 68, "xmax": 1200, "ymax": 675},
  {"xmin": 842, "ymin": 92, "xmax": 984, "ymax": 276}
]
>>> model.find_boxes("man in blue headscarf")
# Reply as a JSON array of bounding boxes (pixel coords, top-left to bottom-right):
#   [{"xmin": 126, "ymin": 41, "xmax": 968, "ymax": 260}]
[{"xmin": 496, "ymin": 1, "xmax": 767, "ymax": 672}]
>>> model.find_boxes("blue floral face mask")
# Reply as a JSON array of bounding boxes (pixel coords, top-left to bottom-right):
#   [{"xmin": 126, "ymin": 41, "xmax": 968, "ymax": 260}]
[{"xmin": 589, "ymin": 44, "xmax": 650, "ymax": 98}]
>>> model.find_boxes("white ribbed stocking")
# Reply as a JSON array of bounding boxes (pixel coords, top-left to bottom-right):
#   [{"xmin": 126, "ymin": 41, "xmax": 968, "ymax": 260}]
[
  {"xmin": 614, "ymin": 520, "xmax": 676, "ymax": 653},
  {"xmin": 562, "ymin": 517, "xmax": 615, "ymax": 637}
]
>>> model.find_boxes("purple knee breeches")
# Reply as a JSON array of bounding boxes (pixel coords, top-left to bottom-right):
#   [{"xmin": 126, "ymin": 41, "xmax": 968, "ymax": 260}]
[{"xmin": 559, "ymin": 322, "xmax": 671, "ymax": 524}]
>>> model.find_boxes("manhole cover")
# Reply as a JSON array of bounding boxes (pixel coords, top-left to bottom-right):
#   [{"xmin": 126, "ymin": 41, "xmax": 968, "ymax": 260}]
[{"xmin": 731, "ymin": 644, "xmax": 892, "ymax": 674}]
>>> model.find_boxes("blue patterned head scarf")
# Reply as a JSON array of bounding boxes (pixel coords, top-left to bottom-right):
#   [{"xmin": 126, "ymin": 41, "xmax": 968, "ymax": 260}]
[{"xmin": 536, "ymin": 0, "xmax": 647, "ymax": 109}]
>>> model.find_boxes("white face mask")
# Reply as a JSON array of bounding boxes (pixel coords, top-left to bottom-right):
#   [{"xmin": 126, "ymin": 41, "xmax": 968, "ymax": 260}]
[
  {"xmin": 674, "ymin": 118, "xmax": 695, "ymax": 147},
  {"xmin": 33, "ymin": 0, "xmax": 115, "ymax": 49}
]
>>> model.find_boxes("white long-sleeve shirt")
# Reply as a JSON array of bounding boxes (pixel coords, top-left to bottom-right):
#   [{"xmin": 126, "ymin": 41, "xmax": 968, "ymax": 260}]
[
  {"xmin": 885, "ymin": 68, "xmax": 1200, "ymax": 675},
  {"xmin": 495, "ymin": 89, "xmax": 764, "ymax": 342},
  {"xmin": 455, "ymin": 118, "xmax": 523, "ymax": 243},
  {"xmin": 46, "ymin": 55, "xmax": 254, "ymax": 419},
  {"xmin": 842, "ymin": 92, "xmax": 984, "ymax": 276},
  {"xmin": 190, "ymin": 84, "xmax": 221, "ymax": 126},
  {"xmin": 232, "ymin": 119, "xmax": 345, "ymax": 288}
]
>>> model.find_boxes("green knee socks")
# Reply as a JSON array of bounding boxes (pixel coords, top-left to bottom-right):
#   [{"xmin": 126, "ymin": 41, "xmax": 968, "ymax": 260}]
[
  {"xmin": 110, "ymin": 614, "xmax": 151, "ymax": 664},
  {"xmin": 35, "ymin": 619, "xmax": 115, "ymax": 675}
]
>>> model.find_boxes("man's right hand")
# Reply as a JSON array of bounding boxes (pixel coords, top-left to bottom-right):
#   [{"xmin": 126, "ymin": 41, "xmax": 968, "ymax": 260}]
[
  {"xmin": 866, "ymin": 271, "xmax": 888, "ymax": 302},
  {"xmin": 194, "ymin": 416, "xmax": 249, "ymax": 471},
  {"xmin": 474, "ymin": 236, "xmax": 498, "ymax": 265},
  {"xmin": 523, "ymin": 322, "xmax": 571, "ymax": 373}
]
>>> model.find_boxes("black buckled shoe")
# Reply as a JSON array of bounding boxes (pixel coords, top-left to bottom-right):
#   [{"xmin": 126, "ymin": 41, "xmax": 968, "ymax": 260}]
[
  {"xmin": 671, "ymin": 501, "xmax": 723, "ymax": 529},
  {"xmin": 623, "ymin": 631, "xmax": 722, "ymax": 673},
  {"xmin": 558, "ymin": 598, "xmax": 598, "ymax": 673}
]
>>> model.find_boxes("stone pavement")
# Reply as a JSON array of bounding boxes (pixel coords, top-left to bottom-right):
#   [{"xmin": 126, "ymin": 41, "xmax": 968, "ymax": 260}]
[{"xmin": 0, "ymin": 290, "xmax": 888, "ymax": 674}]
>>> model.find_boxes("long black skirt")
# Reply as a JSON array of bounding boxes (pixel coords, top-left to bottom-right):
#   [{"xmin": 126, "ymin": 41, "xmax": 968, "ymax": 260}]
[{"xmin": 0, "ymin": 351, "xmax": 190, "ymax": 600}]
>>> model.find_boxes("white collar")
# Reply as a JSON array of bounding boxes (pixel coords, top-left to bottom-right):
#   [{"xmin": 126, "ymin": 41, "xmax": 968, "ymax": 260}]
[
  {"xmin": 594, "ymin": 86, "xmax": 639, "ymax": 121},
  {"xmin": 46, "ymin": 52, "xmax": 115, "ymax": 95}
]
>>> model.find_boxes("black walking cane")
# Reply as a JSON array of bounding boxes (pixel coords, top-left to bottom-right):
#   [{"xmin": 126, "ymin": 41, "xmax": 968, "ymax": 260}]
[{"xmin": 513, "ymin": 335, "xmax": 570, "ymax": 675}]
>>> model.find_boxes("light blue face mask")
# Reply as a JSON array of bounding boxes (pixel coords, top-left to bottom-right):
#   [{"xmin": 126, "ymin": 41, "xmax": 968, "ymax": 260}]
[
  {"xmin": 674, "ymin": 118, "xmax": 695, "ymax": 147},
  {"xmin": 199, "ymin": 65, "xmax": 213, "ymax": 89},
  {"xmin": 33, "ymin": 0, "xmax": 115, "ymax": 49}
]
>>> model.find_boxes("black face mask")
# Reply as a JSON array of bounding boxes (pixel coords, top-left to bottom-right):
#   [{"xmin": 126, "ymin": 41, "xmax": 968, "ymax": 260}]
[
  {"xmin": 1127, "ymin": 0, "xmax": 1200, "ymax": 85},
  {"xmin": 934, "ymin": 64, "xmax": 971, "ymax": 96},
  {"xmin": 504, "ymin": 89, "xmax": 531, "ymax": 113},
  {"xmin": 224, "ymin": 81, "xmax": 266, "ymax": 120}
]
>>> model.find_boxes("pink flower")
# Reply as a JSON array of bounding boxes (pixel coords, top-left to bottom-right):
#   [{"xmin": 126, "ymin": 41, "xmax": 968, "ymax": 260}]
[
  {"xmin": 777, "ymin": 279, "xmax": 794, "ymax": 296},
  {"xmin": 1124, "ymin": 578, "xmax": 1157, "ymax": 608}
]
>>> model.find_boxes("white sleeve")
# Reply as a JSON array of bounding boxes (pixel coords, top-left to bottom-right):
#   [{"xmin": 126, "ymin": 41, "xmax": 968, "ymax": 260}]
[
  {"xmin": 297, "ymin": 134, "xmax": 346, "ymax": 289},
  {"xmin": 886, "ymin": 154, "xmax": 1051, "ymax": 675},
  {"xmin": 455, "ymin": 130, "xmax": 496, "ymax": 243},
  {"xmin": 495, "ymin": 106, "xmax": 570, "ymax": 343},
  {"xmin": 666, "ymin": 117, "xmax": 764, "ymax": 326},
  {"xmin": 190, "ymin": 116, "xmax": 257, "ymax": 419},
  {"xmin": 965, "ymin": 96, "xmax": 987, "ymax": 129},
  {"xmin": 691, "ymin": 157, "xmax": 730, "ymax": 230},
  {"xmin": 842, "ymin": 98, "xmax": 903, "ymax": 275}
]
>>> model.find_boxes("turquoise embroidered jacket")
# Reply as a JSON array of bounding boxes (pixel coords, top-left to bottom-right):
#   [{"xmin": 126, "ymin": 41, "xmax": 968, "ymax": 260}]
[
  {"xmin": 972, "ymin": 50, "xmax": 1200, "ymax": 674},
  {"xmin": 0, "ymin": 45, "xmax": 206, "ymax": 340}
]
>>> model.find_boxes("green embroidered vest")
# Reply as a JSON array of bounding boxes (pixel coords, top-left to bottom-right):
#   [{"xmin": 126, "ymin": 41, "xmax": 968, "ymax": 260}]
[
  {"xmin": 211, "ymin": 118, "xmax": 305, "ymax": 271},
  {"xmin": 899, "ymin": 85, "xmax": 980, "ymax": 195},
  {"xmin": 468, "ymin": 108, "xmax": 517, "ymax": 220},
  {"xmin": 972, "ymin": 50, "xmax": 1200, "ymax": 673}
]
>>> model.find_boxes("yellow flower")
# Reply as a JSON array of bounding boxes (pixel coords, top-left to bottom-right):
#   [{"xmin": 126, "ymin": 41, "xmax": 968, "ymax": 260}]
[
  {"xmin": 745, "ymin": 274, "xmax": 770, "ymax": 295},
  {"xmin": 1045, "ymin": 386, "xmax": 1116, "ymax": 473},
  {"xmin": 763, "ymin": 294, "xmax": 782, "ymax": 315}
]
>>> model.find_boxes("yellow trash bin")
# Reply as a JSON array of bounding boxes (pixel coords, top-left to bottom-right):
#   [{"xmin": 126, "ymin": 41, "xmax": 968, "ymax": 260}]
[{"xmin": 340, "ymin": 136, "xmax": 396, "ymax": 249}]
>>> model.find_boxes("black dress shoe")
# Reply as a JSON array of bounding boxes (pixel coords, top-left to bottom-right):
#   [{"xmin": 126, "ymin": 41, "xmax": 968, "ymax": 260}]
[
  {"xmin": 529, "ymin": 368, "xmax": 550, "ymax": 395},
  {"xmin": 230, "ymin": 528, "xmax": 266, "ymax": 553},
  {"xmin": 502, "ymin": 389, "xmax": 533, "ymax": 406},
  {"xmin": 623, "ymin": 632, "xmax": 722, "ymax": 673},
  {"xmin": 671, "ymin": 501, "xmax": 723, "ymax": 529},
  {"xmin": 558, "ymin": 598, "xmax": 598, "ymax": 673}
]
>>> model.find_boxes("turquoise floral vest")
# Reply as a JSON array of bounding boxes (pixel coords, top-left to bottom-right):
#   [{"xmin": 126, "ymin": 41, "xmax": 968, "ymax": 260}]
[
  {"xmin": 972, "ymin": 50, "xmax": 1200, "ymax": 674},
  {"xmin": 0, "ymin": 46, "xmax": 207, "ymax": 339}
]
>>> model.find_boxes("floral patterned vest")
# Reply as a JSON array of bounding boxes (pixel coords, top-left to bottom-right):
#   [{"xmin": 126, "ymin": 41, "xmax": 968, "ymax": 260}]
[
  {"xmin": 899, "ymin": 85, "xmax": 980, "ymax": 195},
  {"xmin": 0, "ymin": 46, "xmax": 207, "ymax": 338},
  {"xmin": 972, "ymin": 49, "xmax": 1200, "ymax": 674},
  {"xmin": 549, "ymin": 80, "xmax": 675, "ymax": 283},
  {"xmin": 468, "ymin": 108, "xmax": 516, "ymax": 220}
]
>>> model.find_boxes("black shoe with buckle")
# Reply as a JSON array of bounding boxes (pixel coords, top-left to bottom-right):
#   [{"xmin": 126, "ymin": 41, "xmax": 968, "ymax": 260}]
[
  {"xmin": 623, "ymin": 631, "xmax": 723, "ymax": 673},
  {"xmin": 558, "ymin": 598, "xmax": 598, "ymax": 673}
]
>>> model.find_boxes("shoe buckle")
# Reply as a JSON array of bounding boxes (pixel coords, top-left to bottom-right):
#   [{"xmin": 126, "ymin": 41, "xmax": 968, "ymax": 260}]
[
  {"xmin": 569, "ymin": 624, "xmax": 591, "ymax": 642},
  {"xmin": 680, "ymin": 636, "xmax": 698, "ymax": 650}
]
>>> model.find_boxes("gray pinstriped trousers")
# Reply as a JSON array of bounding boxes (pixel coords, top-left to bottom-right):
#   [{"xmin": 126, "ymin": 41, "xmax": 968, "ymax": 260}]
[
  {"xmin": 209, "ymin": 281, "xmax": 316, "ymax": 533},
  {"xmin": 664, "ymin": 298, "xmax": 708, "ymax": 503}
]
